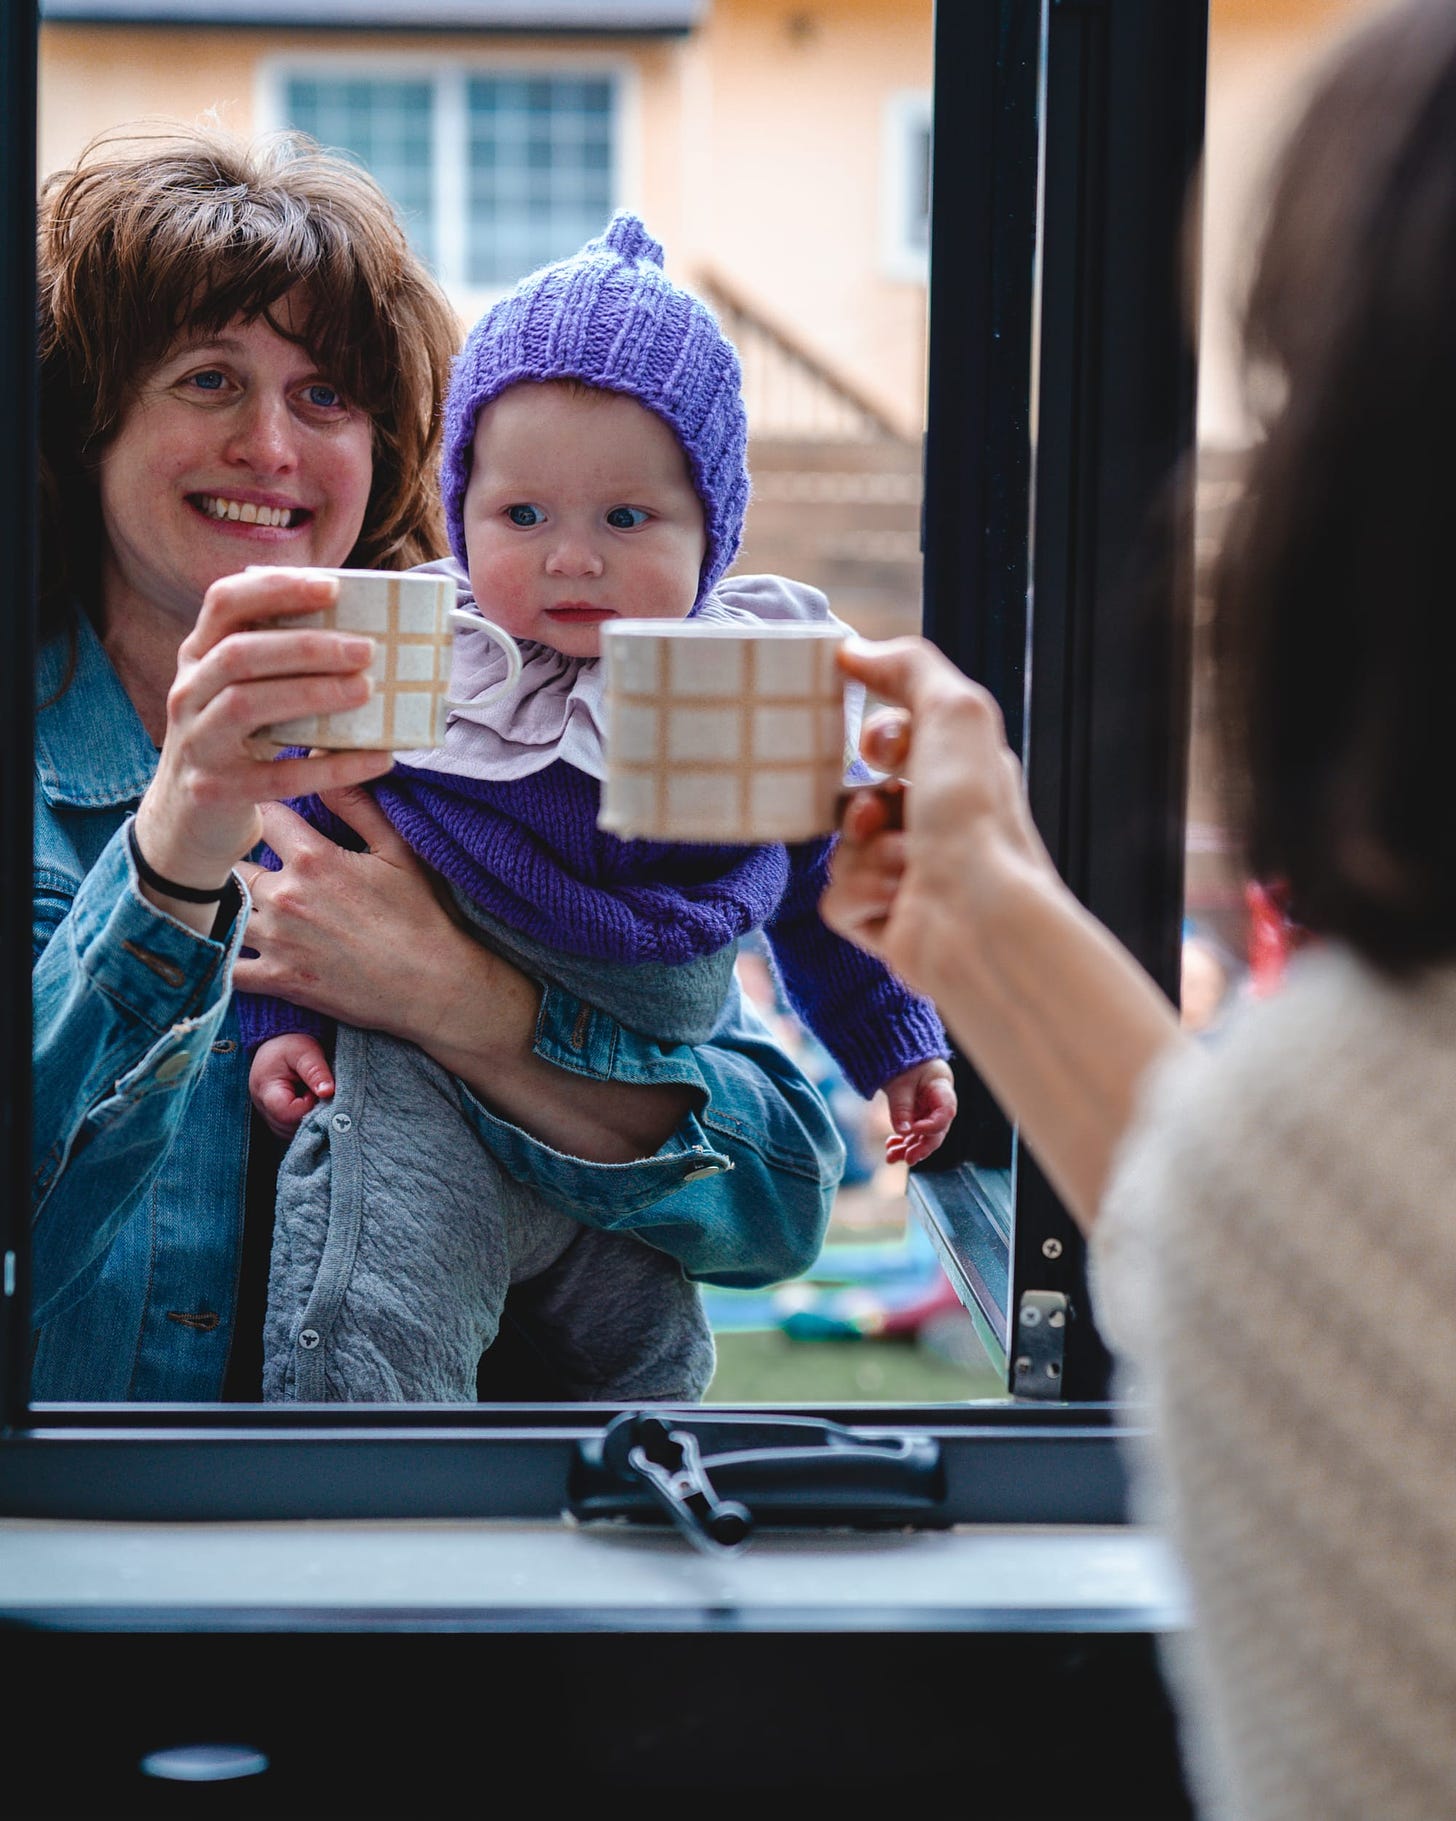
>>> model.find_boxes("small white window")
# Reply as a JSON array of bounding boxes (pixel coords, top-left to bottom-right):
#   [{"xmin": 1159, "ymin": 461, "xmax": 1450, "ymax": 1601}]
[
  {"xmin": 464, "ymin": 74, "xmax": 616, "ymax": 285},
  {"xmin": 883, "ymin": 89, "xmax": 933, "ymax": 281},
  {"xmin": 274, "ymin": 64, "xmax": 622, "ymax": 300},
  {"xmin": 284, "ymin": 75, "xmax": 440, "ymax": 265}
]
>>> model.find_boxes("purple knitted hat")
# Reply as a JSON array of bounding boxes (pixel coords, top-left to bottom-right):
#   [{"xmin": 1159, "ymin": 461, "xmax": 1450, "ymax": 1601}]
[{"xmin": 440, "ymin": 212, "xmax": 749, "ymax": 605}]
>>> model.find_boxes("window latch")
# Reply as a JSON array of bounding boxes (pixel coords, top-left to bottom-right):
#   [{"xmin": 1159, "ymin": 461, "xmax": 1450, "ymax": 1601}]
[
  {"xmin": 568, "ymin": 1411, "xmax": 947, "ymax": 1555},
  {"xmin": 611, "ymin": 1416, "xmax": 752, "ymax": 1556}
]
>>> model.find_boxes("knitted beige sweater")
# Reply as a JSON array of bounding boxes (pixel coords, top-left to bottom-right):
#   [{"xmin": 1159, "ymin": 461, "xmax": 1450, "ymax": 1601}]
[{"xmin": 1092, "ymin": 944, "xmax": 1456, "ymax": 1821}]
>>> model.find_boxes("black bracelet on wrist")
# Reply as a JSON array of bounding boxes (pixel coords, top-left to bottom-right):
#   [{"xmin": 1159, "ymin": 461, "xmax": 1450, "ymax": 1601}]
[
  {"xmin": 207, "ymin": 876, "xmax": 245, "ymax": 944},
  {"xmin": 127, "ymin": 819, "xmax": 234, "ymax": 904}
]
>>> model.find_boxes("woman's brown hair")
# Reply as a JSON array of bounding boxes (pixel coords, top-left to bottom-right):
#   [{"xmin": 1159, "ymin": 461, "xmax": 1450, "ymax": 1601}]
[
  {"xmin": 38, "ymin": 122, "xmax": 462, "ymax": 640},
  {"xmin": 1213, "ymin": 0, "xmax": 1456, "ymax": 971}
]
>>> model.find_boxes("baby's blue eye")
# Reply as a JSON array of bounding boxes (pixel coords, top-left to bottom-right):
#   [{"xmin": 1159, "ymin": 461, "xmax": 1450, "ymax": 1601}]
[
  {"xmin": 605, "ymin": 506, "xmax": 649, "ymax": 530},
  {"xmin": 507, "ymin": 504, "xmax": 544, "ymax": 527}
]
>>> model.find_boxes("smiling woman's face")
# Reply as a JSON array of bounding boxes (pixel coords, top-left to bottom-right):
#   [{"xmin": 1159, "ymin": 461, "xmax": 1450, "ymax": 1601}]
[{"xmin": 96, "ymin": 291, "xmax": 375, "ymax": 634}]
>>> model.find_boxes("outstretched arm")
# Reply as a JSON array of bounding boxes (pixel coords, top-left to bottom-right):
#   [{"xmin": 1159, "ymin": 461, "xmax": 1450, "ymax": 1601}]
[{"xmin": 819, "ymin": 636, "xmax": 1184, "ymax": 1231}]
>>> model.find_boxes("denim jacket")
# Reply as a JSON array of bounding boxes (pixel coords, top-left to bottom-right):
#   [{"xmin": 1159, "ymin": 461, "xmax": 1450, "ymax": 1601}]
[{"xmin": 32, "ymin": 615, "xmax": 844, "ymax": 1401}]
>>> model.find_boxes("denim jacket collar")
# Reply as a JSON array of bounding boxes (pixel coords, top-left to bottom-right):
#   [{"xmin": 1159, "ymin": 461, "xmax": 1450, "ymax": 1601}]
[{"xmin": 35, "ymin": 611, "xmax": 158, "ymax": 811}]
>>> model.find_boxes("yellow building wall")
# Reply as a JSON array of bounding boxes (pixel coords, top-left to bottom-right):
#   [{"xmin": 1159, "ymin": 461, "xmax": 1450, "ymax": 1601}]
[
  {"xmin": 39, "ymin": 0, "xmax": 1399, "ymax": 448},
  {"xmin": 38, "ymin": 25, "xmax": 684, "ymax": 200},
  {"xmin": 39, "ymin": 3, "xmax": 932, "ymax": 436},
  {"xmin": 38, "ymin": 24, "xmax": 690, "ymax": 343},
  {"xmin": 683, "ymin": 0, "xmax": 933, "ymax": 437},
  {"xmin": 40, "ymin": 27, "xmax": 263, "ymax": 162}
]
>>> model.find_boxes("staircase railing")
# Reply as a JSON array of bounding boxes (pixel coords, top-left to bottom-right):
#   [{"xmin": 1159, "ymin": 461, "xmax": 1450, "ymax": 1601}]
[{"xmin": 693, "ymin": 264, "xmax": 912, "ymax": 443}]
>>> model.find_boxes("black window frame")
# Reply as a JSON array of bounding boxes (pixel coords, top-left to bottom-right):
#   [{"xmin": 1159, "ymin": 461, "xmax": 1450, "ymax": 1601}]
[
  {"xmin": 914, "ymin": 0, "xmax": 1205, "ymax": 1405},
  {"xmin": 0, "ymin": 0, "xmax": 1207, "ymax": 1522}
]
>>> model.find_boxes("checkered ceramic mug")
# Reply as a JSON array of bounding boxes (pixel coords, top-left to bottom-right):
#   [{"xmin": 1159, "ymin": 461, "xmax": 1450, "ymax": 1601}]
[
  {"xmin": 259, "ymin": 568, "xmax": 521, "ymax": 753},
  {"xmin": 598, "ymin": 619, "xmax": 850, "ymax": 843}
]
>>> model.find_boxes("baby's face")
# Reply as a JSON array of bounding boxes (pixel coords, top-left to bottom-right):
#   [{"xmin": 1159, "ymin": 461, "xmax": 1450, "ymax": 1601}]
[{"xmin": 461, "ymin": 381, "xmax": 707, "ymax": 659}]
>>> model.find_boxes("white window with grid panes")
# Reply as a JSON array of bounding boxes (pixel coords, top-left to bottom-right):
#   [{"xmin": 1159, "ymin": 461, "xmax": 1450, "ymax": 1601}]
[{"xmin": 260, "ymin": 58, "xmax": 629, "ymax": 306}]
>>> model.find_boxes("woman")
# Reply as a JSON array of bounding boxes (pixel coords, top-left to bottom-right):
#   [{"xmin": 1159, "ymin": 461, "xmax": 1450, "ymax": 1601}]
[
  {"xmin": 823, "ymin": 1, "xmax": 1456, "ymax": 1815},
  {"xmin": 33, "ymin": 124, "xmax": 842, "ymax": 1402}
]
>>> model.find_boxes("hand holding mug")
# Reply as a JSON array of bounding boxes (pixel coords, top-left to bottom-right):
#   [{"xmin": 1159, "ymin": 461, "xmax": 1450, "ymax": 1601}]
[
  {"xmin": 134, "ymin": 566, "xmax": 399, "ymax": 897},
  {"xmin": 258, "ymin": 566, "xmax": 522, "ymax": 751},
  {"xmin": 821, "ymin": 635, "xmax": 1051, "ymax": 997}
]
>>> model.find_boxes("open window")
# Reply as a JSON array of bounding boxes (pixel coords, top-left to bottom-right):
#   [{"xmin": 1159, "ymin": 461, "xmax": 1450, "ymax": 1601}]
[
  {"xmin": 915, "ymin": 0, "xmax": 1205, "ymax": 1404},
  {"xmin": 0, "ymin": 0, "xmax": 1207, "ymax": 1522}
]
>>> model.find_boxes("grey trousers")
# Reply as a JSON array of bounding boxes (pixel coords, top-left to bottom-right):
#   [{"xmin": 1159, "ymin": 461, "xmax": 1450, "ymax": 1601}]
[{"xmin": 262, "ymin": 1022, "xmax": 715, "ymax": 1404}]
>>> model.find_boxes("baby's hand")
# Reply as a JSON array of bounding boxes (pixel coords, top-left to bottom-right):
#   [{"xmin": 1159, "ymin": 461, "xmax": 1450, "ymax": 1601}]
[
  {"xmin": 249, "ymin": 1033, "xmax": 334, "ymax": 1141},
  {"xmin": 881, "ymin": 1059, "xmax": 957, "ymax": 1167}
]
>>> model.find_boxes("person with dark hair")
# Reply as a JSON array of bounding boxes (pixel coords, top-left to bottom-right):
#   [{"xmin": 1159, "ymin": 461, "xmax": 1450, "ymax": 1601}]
[
  {"xmin": 32, "ymin": 124, "xmax": 846, "ymax": 1403},
  {"xmin": 821, "ymin": 0, "xmax": 1456, "ymax": 1812}
]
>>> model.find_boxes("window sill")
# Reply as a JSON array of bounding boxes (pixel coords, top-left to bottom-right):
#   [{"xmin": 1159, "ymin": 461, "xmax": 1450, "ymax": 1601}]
[{"xmin": 0, "ymin": 1513, "xmax": 1189, "ymax": 1635}]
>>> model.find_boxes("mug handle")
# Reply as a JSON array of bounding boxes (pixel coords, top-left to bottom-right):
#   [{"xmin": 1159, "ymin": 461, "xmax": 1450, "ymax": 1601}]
[{"xmin": 444, "ymin": 605, "xmax": 523, "ymax": 705}]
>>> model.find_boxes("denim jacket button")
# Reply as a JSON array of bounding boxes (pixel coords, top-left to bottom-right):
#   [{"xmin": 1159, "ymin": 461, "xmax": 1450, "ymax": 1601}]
[
  {"xmin": 154, "ymin": 1051, "xmax": 192, "ymax": 1084},
  {"xmin": 298, "ymin": 1329, "xmax": 320, "ymax": 1350},
  {"xmin": 330, "ymin": 1112, "xmax": 352, "ymax": 1133},
  {"xmin": 682, "ymin": 1163, "xmax": 723, "ymax": 1182}
]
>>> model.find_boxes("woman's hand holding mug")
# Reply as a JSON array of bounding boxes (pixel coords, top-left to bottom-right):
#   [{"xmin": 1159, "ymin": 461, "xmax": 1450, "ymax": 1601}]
[
  {"xmin": 132, "ymin": 567, "xmax": 396, "ymax": 900},
  {"xmin": 821, "ymin": 635, "xmax": 1052, "ymax": 998}
]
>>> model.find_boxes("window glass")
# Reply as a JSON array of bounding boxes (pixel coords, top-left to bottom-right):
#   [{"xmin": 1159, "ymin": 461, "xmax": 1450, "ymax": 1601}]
[
  {"xmin": 465, "ymin": 74, "xmax": 614, "ymax": 284},
  {"xmin": 285, "ymin": 76, "xmax": 437, "ymax": 269},
  {"xmin": 33, "ymin": 2, "xmax": 1001, "ymax": 1410},
  {"xmin": 261, "ymin": 11, "xmax": 963, "ymax": 1406}
]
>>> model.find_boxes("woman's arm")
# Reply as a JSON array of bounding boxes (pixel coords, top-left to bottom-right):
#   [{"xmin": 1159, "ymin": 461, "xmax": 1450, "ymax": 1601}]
[
  {"xmin": 30, "ymin": 568, "xmax": 408, "ymax": 1306},
  {"xmin": 410, "ymin": 928, "xmax": 699, "ymax": 1162},
  {"xmin": 234, "ymin": 788, "xmax": 698, "ymax": 1162},
  {"xmin": 31, "ymin": 809, "xmax": 248, "ymax": 1319},
  {"xmin": 819, "ymin": 637, "xmax": 1184, "ymax": 1231},
  {"xmin": 234, "ymin": 788, "xmax": 842, "ymax": 1276},
  {"xmin": 450, "ymin": 973, "xmax": 844, "ymax": 1288}
]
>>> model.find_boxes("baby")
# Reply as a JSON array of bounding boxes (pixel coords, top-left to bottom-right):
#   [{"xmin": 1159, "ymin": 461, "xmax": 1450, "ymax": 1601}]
[{"xmin": 242, "ymin": 213, "xmax": 954, "ymax": 1402}]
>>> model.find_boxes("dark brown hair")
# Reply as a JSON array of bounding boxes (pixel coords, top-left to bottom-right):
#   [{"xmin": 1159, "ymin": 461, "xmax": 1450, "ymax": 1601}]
[
  {"xmin": 1214, "ymin": 0, "xmax": 1456, "ymax": 970},
  {"xmin": 38, "ymin": 123, "xmax": 462, "ymax": 639}
]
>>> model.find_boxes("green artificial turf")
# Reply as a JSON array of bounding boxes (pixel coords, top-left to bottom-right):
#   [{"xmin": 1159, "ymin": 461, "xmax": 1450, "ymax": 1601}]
[{"xmin": 704, "ymin": 1323, "xmax": 1006, "ymax": 1406}]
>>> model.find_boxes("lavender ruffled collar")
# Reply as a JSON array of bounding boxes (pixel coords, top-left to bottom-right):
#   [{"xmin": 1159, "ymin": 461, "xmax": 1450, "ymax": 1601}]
[{"xmin": 394, "ymin": 559, "xmax": 861, "ymax": 784}]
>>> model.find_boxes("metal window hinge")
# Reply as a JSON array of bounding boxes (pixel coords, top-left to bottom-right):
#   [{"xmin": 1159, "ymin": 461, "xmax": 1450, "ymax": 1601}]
[{"xmin": 1011, "ymin": 1289, "xmax": 1068, "ymax": 1400}]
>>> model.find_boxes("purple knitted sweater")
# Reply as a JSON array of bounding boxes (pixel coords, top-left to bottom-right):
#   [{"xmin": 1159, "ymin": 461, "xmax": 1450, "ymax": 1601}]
[{"xmin": 239, "ymin": 758, "xmax": 948, "ymax": 1099}]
